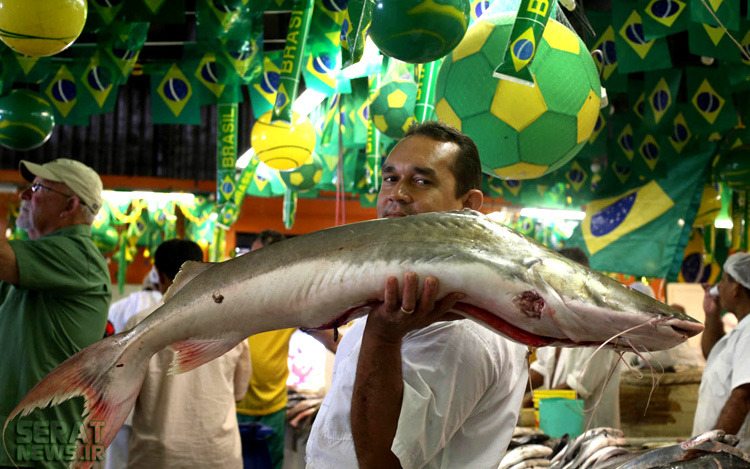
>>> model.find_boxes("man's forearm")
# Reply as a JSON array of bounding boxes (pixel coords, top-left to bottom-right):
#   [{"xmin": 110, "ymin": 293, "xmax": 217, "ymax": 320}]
[
  {"xmin": 701, "ymin": 312, "xmax": 725, "ymax": 359},
  {"xmin": 715, "ymin": 385, "xmax": 750, "ymax": 435},
  {"xmin": 351, "ymin": 332, "xmax": 403, "ymax": 469},
  {"xmin": 0, "ymin": 237, "xmax": 18, "ymax": 285}
]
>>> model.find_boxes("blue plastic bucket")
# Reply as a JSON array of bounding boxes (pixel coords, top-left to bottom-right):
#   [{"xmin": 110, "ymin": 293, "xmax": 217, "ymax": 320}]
[{"xmin": 539, "ymin": 397, "xmax": 584, "ymax": 438}]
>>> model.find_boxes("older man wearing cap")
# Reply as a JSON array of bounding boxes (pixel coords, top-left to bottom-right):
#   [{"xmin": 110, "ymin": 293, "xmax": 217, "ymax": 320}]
[
  {"xmin": 692, "ymin": 252, "xmax": 750, "ymax": 451},
  {"xmin": 0, "ymin": 158, "xmax": 110, "ymax": 468}
]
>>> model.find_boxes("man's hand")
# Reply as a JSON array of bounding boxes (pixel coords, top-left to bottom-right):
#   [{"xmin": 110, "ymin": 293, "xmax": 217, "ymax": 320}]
[
  {"xmin": 702, "ymin": 283, "xmax": 721, "ymax": 317},
  {"xmin": 701, "ymin": 282, "xmax": 725, "ymax": 359},
  {"xmin": 363, "ymin": 272, "xmax": 465, "ymax": 344}
]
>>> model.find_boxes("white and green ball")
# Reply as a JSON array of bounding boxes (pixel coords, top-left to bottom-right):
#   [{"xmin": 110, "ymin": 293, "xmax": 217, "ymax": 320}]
[{"xmin": 279, "ymin": 152, "xmax": 323, "ymax": 192}]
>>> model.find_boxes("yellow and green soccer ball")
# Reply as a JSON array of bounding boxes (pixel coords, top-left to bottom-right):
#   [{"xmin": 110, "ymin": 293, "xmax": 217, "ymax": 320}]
[
  {"xmin": 370, "ymin": 80, "xmax": 418, "ymax": 140},
  {"xmin": 279, "ymin": 152, "xmax": 323, "ymax": 192},
  {"xmin": 435, "ymin": 13, "xmax": 602, "ymax": 180},
  {"xmin": 251, "ymin": 110, "xmax": 317, "ymax": 171}
]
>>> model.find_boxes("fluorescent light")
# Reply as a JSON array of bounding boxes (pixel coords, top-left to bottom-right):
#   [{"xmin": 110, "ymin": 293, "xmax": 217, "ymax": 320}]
[
  {"xmin": 715, "ymin": 219, "xmax": 733, "ymax": 229},
  {"xmin": 340, "ymin": 37, "xmax": 383, "ymax": 79},
  {"xmin": 102, "ymin": 190, "xmax": 195, "ymax": 204},
  {"xmin": 519, "ymin": 208, "xmax": 586, "ymax": 221},
  {"xmin": 292, "ymin": 88, "xmax": 327, "ymax": 117},
  {"xmin": 236, "ymin": 148, "xmax": 255, "ymax": 170}
]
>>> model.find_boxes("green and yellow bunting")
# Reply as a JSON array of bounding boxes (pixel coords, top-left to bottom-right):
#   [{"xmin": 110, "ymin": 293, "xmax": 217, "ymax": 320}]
[
  {"xmin": 613, "ymin": 0, "xmax": 672, "ymax": 73},
  {"xmin": 686, "ymin": 66, "xmax": 739, "ymax": 133}
]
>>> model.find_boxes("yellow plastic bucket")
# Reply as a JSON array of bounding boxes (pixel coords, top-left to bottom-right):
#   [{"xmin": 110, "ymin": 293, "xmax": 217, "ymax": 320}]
[{"xmin": 531, "ymin": 389, "xmax": 577, "ymax": 428}]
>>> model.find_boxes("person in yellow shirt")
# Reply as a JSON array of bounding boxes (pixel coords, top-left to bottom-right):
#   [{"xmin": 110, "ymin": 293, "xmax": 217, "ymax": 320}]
[{"xmin": 236, "ymin": 230, "xmax": 337, "ymax": 469}]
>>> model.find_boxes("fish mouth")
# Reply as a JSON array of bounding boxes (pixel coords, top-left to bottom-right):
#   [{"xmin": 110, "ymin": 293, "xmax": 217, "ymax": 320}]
[{"xmin": 666, "ymin": 318, "xmax": 704, "ymax": 338}]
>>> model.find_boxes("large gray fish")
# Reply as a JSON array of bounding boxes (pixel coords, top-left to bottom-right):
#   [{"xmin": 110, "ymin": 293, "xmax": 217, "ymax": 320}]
[{"xmin": 3, "ymin": 210, "xmax": 703, "ymax": 467}]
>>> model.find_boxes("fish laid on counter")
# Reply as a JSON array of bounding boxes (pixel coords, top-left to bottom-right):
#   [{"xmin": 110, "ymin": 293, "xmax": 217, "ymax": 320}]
[
  {"xmin": 3, "ymin": 210, "xmax": 703, "ymax": 467},
  {"xmin": 614, "ymin": 430, "xmax": 750, "ymax": 469}
]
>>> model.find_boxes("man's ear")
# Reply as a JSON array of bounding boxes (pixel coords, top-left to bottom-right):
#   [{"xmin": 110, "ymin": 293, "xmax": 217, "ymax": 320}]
[
  {"xmin": 461, "ymin": 189, "xmax": 483, "ymax": 211},
  {"xmin": 60, "ymin": 197, "xmax": 82, "ymax": 218}
]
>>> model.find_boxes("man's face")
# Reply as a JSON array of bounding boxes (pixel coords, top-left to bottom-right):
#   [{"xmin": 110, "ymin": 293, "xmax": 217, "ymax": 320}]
[
  {"xmin": 377, "ymin": 135, "xmax": 465, "ymax": 218},
  {"xmin": 17, "ymin": 177, "xmax": 73, "ymax": 239},
  {"xmin": 717, "ymin": 272, "xmax": 735, "ymax": 312}
]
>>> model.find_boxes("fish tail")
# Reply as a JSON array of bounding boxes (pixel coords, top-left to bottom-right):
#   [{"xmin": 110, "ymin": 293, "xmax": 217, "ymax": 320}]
[{"xmin": 3, "ymin": 331, "xmax": 149, "ymax": 469}]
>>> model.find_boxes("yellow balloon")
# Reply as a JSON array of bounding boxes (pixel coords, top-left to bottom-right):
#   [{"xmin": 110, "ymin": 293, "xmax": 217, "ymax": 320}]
[
  {"xmin": 251, "ymin": 110, "xmax": 316, "ymax": 171},
  {"xmin": 0, "ymin": 0, "xmax": 87, "ymax": 57}
]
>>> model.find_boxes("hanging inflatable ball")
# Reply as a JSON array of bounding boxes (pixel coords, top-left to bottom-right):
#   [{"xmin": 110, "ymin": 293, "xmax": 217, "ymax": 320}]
[
  {"xmin": 370, "ymin": 80, "xmax": 418, "ymax": 139},
  {"xmin": 0, "ymin": 0, "xmax": 87, "ymax": 57},
  {"xmin": 251, "ymin": 110, "xmax": 317, "ymax": 171},
  {"xmin": 369, "ymin": 0, "xmax": 470, "ymax": 63},
  {"xmin": 435, "ymin": 13, "xmax": 602, "ymax": 179},
  {"xmin": 279, "ymin": 152, "xmax": 323, "ymax": 192},
  {"xmin": 0, "ymin": 89, "xmax": 55, "ymax": 151},
  {"xmin": 716, "ymin": 145, "xmax": 750, "ymax": 191}
]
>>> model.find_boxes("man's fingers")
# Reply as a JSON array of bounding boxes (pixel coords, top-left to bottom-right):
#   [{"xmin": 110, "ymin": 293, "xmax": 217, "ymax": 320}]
[
  {"xmin": 400, "ymin": 272, "xmax": 418, "ymax": 313},
  {"xmin": 417, "ymin": 276, "xmax": 438, "ymax": 313},
  {"xmin": 384, "ymin": 276, "xmax": 400, "ymax": 311}
]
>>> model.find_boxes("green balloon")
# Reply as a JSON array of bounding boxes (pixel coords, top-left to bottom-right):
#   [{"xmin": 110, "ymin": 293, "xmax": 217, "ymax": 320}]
[
  {"xmin": 369, "ymin": 0, "xmax": 470, "ymax": 63},
  {"xmin": 0, "ymin": 89, "xmax": 55, "ymax": 151},
  {"xmin": 716, "ymin": 145, "xmax": 750, "ymax": 191}
]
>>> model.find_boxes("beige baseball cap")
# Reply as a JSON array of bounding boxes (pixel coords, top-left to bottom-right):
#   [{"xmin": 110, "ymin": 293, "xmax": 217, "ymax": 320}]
[{"xmin": 19, "ymin": 158, "xmax": 103, "ymax": 214}]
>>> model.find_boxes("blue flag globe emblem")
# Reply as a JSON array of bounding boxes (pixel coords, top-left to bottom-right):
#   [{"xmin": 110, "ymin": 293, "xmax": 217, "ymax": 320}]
[
  {"xmin": 163, "ymin": 78, "xmax": 189, "ymax": 102},
  {"xmin": 261, "ymin": 71, "xmax": 280, "ymax": 94},
  {"xmin": 88, "ymin": 66, "xmax": 112, "ymax": 91},
  {"xmin": 649, "ymin": 0, "xmax": 681, "ymax": 18},
  {"xmin": 52, "ymin": 79, "xmax": 77, "ymax": 103},
  {"xmin": 590, "ymin": 192, "xmax": 637, "ymax": 236}
]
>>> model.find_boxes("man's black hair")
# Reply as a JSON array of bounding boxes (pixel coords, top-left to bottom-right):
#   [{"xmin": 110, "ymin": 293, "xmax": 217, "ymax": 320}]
[
  {"xmin": 404, "ymin": 121, "xmax": 482, "ymax": 198},
  {"xmin": 154, "ymin": 239, "xmax": 204, "ymax": 281},
  {"xmin": 256, "ymin": 229, "xmax": 285, "ymax": 247},
  {"xmin": 557, "ymin": 246, "xmax": 590, "ymax": 268}
]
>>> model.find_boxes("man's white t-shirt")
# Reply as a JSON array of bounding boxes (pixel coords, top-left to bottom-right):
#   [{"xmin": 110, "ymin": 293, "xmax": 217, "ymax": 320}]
[{"xmin": 306, "ymin": 317, "xmax": 528, "ymax": 469}]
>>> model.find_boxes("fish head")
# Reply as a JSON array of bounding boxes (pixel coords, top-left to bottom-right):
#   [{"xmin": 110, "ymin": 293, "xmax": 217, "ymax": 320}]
[
  {"xmin": 519, "ymin": 245, "xmax": 704, "ymax": 352},
  {"xmin": 457, "ymin": 213, "xmax": 704, "ymax": 352}
]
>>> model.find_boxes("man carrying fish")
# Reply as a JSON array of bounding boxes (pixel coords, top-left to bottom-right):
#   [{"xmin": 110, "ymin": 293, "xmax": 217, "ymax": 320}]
[
  {"xmin": 304, "ymin": 121, "xmax": 530, "ymax": 468},
  {"xmin": 692, "ymin": 252, "xmax": 750, "ymax": 452},
  {"xmin": 0, "ymin": 159, "xmax": 109, "ymax": 468}
]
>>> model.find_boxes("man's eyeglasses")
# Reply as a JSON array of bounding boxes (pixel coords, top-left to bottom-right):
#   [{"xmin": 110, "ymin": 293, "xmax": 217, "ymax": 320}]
[{"xmin": 28, "ymin": 182, "xmax": 86, "ymax": 206}]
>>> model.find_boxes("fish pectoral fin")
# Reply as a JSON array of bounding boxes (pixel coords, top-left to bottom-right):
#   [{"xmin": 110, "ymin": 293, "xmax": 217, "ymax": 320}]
[
  {"xmin": 168, "ymin": 337, "xmax": 245, "ymax": 374},
  {"xmin": 163, "ymin": 261, "xmax": 217, "ymax": 302}
]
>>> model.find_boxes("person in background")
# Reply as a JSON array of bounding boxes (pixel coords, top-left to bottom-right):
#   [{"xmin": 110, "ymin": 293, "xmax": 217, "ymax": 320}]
[
  {"xmin": 126, "ymin": 239, "xmax": 252, "ymax": 469},
  {"xmin": 692, "ymin": 252, "xmax": 750, "ymax": 451},
  {"xmin": 523, "ymin": 246, "xmax": 623, "ymax": 430},
  {"xmin": 0, "ymin": 159, "xmax": 109, "ymax": 469},
  {"xmin": 102, "ymin": 245, "xmax": 204, "ymax": 469},
  {"xmin": 236, "ymin": 229, "xmax": 338, "ymax": 469},
  {"xmin": 305, "ymin": 121, "xmax": 529, "ymax": 468}
]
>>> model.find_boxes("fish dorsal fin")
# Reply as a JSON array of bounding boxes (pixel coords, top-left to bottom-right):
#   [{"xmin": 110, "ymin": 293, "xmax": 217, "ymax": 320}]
[{"xmin": 163, "ymin": 261, "xmax": 216, "ymax": 302}]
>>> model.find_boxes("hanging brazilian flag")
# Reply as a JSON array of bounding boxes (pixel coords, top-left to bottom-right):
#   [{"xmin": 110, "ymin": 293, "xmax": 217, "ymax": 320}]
[
  {"xmin": 43, "ymin": 63, "xmax": 89, "ymax": 126},
  {"xmin": 567, "ymin": 148, "xmax": 714, "ymax": 279},
  {"xmin": 99, "ymin": 22, "xmax": 149, "ymax": 80},
  {"xmin": 690, "ymin": 0, "xmax": 740, "ymax": 31},
  {"xmin": 643, "ymin": 69, "xmax": 682, "ymax": 130},
  {"xmin": 639, "ymin": 0, "xmax": 690, "ymax": 39},
  {"xmin": 302, "ymin": 51, "xmax": 340, "ymax": 96},
  {"xmin": 341, "ymin": 0, "xmax": 374, "ymax": 67},
  {"xmin": 147, "ymin": 62, "xmax": 201, "ymax": 125},
  {"xmin": 587, "ymin": 11, "xmax": 628, "ymax": 93},
  {"xmin": 309, "ymin": 0, "xmax": 345, "ymax": 54},
  {"xmin": 342, "ymin": 77, "xmax": 369, "ymax": 148},
  {"xmin": 613, "ymin": 0, "xmax": 672, "ymax": 73},
  {"xmin": 249, "ymin": 51, "xmax": 282, "ymax": 119},
  {"xmin": 686, "ymin": 66, "xmax": 739, "ymax": 133},
  {"xmin": 195, "ymin": 0, "xmax": 253, "ymax": 40},
  {"xmin": 81, "ymin": 50, "xmax": 120, "ymax": 113},
  {"xmin": 688, "ymin": 21, "xmax": 746, "ymax": 62},
  {"xmin": 187, "ymin": 44, "xmax": 244, "ymax": 105}
]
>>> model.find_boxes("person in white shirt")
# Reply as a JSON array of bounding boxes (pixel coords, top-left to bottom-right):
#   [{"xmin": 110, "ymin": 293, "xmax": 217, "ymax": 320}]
[
  {"xmin": 692, "ymin": 252, "xmax": 750, "ymax": 452},
  {"xmin": 305, "ymin": 121, "xmax": 529, "ymax": 469}
]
